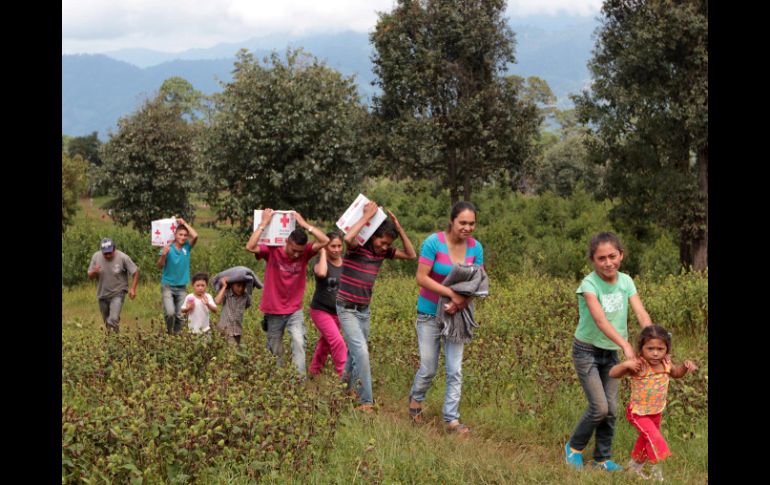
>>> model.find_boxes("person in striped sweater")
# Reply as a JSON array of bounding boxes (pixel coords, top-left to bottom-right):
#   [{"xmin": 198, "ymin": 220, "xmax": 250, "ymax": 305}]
[{"xmin": 336, "ymin": 201, "xmax": 416, "ymax": 411}]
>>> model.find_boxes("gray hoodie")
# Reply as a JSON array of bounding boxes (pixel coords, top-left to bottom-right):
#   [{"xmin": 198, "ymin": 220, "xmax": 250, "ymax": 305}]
[
  {"xmin": 435, "ymin": 264, "xmax": 489, "ymax": 343},
  {"xmin": 212, "ymin": 266, "xmax": 263, "ymax": 294}
]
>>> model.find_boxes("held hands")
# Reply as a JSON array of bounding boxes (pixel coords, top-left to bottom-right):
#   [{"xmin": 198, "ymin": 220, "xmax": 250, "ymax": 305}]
[
  {"xmin": 622, "ymin": 357, "xmax": 643, "ymax": 374},
  {"xmin": 622, "ymin": 343, "xmax": 637, "ymax": 361}
]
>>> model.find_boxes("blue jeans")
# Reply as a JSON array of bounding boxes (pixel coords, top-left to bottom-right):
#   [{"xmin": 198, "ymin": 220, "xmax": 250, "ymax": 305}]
[
  {"xmin": 568, "ymin": 338, "xmax": 620, "ymax": 461},
  {"xmin": 336, "ymin": 303, "xmax": 372, "ymax": 405},
  {"xmin": 265, "ymin": 310, "xmax": 306, "ymax": 376},
  {"xmin": 409, "ymin": 312, "xmax": 465, "ymax": 422},
  {"xmin": 98, "ymin": 293, "xmax": 126, "ymax": 332},
  {"xmin": 161, "ymin": 285, "xmax": 187, "ymax": 334}
]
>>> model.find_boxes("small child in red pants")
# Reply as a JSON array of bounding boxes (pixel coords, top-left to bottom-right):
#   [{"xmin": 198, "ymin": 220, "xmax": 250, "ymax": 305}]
[{"xmin": 609, "ymin": 324, "xmax": 697, "ymax": 481}]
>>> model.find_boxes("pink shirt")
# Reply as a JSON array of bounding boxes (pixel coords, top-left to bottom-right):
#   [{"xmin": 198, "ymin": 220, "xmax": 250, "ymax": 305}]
[{"xmin": 255, "ymin": 243, "xmax": 316, "ymax": 314}]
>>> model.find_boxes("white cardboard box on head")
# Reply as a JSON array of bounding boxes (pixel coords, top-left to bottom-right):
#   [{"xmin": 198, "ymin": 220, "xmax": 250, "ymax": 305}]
[
  {"xmin": 253, "ymin": 210, "xmax": 296, "ymax": 246},
  {"xmin": 151, "ymin": 217, "xmax": 178, "ymax": 247},
  {"xmin": 336, "ymin": 194, "xmax": 387, "ymax": 245}
]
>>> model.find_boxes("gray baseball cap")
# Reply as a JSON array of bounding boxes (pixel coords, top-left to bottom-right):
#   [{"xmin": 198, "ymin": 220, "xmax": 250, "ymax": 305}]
[{"xmin": 100, "ymin": 238, "xmax": 115, "ymax": 253}]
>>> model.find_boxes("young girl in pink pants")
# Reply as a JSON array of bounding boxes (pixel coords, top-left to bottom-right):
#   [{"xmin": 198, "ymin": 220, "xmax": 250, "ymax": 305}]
[
  {"xmin": 609, "ymin": 324, "xmax": 698, "ymax": 481},
  {"xmin": 308, "ymin": 232, "xmax": 347, "ymax": 376}
]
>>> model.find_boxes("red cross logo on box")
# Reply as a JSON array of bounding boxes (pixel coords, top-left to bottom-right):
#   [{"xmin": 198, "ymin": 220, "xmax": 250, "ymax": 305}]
[{"xmin": 280, "ymin": 214, "xmax": 290, "ymax": 228}]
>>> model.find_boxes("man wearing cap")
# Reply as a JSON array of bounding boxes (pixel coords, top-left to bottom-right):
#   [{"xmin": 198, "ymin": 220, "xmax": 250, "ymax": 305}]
[{"xmin": 87, "ymin": 238, "xmax": 140, "ymax": 332}]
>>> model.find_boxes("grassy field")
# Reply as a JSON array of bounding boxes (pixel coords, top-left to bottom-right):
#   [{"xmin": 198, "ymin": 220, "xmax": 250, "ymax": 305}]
[{"xmin": 62, "ymin": 198, "xmax": 707, "ymax": 483}]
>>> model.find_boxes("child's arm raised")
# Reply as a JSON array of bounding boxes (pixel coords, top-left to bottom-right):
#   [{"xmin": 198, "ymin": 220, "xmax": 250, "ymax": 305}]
[
  {"xmin": 344, "ymin": 201, "xmax": 378, "ymax": 249},
  {"xmin": 584, "ymin": 292, "xmax": 638, "ymax": 359},
  {"xmin": 670, "ymin": 359, "xmax": 698, "ymax": 378},
  {"xmin": 629, "ymin": 294, "xmax": 653, "ymax": 328},
  {"xmin": 214, "ymin": 277, "xmax": 228, "ymax": 305},
  {"xmin": 388, "ymin": 210, "xmax": 417, "ymax": 260},
  {"xmin": 609, "ymin": 357, "xmax": 642, "ymax": 378}
]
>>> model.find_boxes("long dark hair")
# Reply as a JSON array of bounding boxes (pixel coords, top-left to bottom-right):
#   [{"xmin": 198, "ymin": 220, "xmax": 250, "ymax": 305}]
[{"xmin": 446, "ymin": 201, "xmax": 478, "ymax": 232}]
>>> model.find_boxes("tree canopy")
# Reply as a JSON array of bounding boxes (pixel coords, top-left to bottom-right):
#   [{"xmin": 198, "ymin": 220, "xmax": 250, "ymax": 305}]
[
  {"xmin": 202, "ymin": 49, "xmax": 368, "ymax": 231},
  {"xmin": 575, "ymin": 0, "xmax": 708, "ymax": 270},
  {"xmin": 100, "ymin": 94, "xmax": 198, "ymax": 231},
  {"xmin": 370, "ymin": 0, "xmax": 542, "ymax": 203}
]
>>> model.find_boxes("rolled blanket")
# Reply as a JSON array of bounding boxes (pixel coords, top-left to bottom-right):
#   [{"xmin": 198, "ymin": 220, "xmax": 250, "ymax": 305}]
[
  {"xmin": 435, "ymin": 264, "xmax": 489, "ymax": 343},
  {"xmin": 212, "ymin": 266, "xmax": 263, "ymax": 294}
]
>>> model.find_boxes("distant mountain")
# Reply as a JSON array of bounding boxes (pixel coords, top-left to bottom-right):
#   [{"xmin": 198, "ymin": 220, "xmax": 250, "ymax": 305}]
[{"xmin": 63, "ymin": 18, "xmax": 598, "ymax": 138}]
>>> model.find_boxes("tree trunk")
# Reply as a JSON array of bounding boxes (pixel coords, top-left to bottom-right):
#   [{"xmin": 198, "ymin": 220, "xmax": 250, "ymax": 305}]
[{"xmin": 692, "ymin": 145, "xmax": 708, "ymax": 271}]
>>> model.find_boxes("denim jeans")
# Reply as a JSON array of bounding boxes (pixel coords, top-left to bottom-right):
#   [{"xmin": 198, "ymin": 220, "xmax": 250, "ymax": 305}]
[
  {"xmin": 161, "ymin": 285, "xmax": 187, "ymax": 334},
  {"xmin": 568, "ymin": 338, "xmax": 620, "ymax": 461},
  {"xmin": 265, "ymin": 310, "xmax": 306, "ymax": 376},
  {"xmin": 98, "ymin": 293, "xmax": 126, "ymax": 332},
  {"xmin": 336, "ymin": 303, "xmax": 373, "ymax": 405},
  {"xmin": 409, "ymin": 312, "xmax": 465, "ymax": 422}
]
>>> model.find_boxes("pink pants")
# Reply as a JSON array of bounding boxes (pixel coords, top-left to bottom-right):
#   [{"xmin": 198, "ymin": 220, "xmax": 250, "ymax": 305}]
[
  {"xmin": 626, "ymin": 405, "xmax": 672, "ymax": 464},
  {"xmin": 309, "ymin": 308, "xmax": 347, "ymax": 377}
]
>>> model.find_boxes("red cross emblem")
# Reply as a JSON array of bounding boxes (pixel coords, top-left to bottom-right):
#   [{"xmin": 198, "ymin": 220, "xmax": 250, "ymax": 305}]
[
  {"xmin": 170, "ymin": 223, "xmax": 176, "ymax": 232},
  {"xmin": 154, "ymin": 229, "xmax": 161, "ymax": 235},
  {"xmin": 280, "ymin": 214, "xmax": 290, "ymax": 228}
]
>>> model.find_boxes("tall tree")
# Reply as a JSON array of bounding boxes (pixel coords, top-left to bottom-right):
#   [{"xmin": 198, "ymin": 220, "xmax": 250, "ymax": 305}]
[
  {"xmin": 370, "ymin": 0, "xmax": 541, "ymax": 203},
  {"xmin": 67, "ymin": 131, "xmax": 106, "ymax": 196},
  {"xmin": 202, "ymin": 49, "xmax": 368, "ymax": 231},
  {"xmin": 62, "ymin": 151, "xmax": 89, "ymax": 231},
  {"xmin": 99, "ymin": 94, "xmax": 197, "ymax": 231},
  {"xmin": 575, "ymin": 0, "xmax": 708, "ymax": 270}
]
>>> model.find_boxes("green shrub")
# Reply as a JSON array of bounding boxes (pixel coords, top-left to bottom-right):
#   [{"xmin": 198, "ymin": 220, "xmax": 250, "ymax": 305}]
[{"xmin": 62, "ymin": 330, "xmax": 345, "ymax": 483}]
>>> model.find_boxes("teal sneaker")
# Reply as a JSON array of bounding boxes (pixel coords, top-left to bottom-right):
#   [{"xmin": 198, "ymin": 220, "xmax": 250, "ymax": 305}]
[
  {"xmin": 565, "ymin": 442, "xmax": 584, "ymax": 469},
  {"xmin": 592, "ymin": 460, "xmax": 623, "ymax": 471}
]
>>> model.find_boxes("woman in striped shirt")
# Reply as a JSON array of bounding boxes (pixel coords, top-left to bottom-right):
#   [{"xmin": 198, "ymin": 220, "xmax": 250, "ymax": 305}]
[{"xmin": 408, "ymin": 202, "xmax": 484, "ymax": 433}]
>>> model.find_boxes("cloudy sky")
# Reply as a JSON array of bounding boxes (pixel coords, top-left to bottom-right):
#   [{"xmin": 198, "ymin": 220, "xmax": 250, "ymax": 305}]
[{"xmin": 62, "ymin": 0, "xmax": 602, "ymax": 54}]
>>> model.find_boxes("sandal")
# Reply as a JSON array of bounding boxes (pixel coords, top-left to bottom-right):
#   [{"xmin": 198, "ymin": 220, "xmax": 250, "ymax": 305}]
[
  {"xmin": 408, "ymin": 399, "xmax": 424, "ymax": 424},
  {"xmin": 445, "ymin": 421, "xmax": 470, "ymax": 434}
]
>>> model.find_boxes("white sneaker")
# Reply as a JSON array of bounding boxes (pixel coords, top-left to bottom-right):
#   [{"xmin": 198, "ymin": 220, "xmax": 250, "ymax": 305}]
[
  {"xmin": 649, "ymin": 464, "xmax": 664, "ymax": 482},
  {"xmin": 627, "ymin": 459, "xmax": 650, "ymax": 479}
]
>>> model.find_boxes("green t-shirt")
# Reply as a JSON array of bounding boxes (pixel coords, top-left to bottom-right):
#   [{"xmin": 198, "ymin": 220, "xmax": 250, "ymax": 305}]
[{"xmin": 574, "ymin": 271, "xmax": 637, "ymax": 350}]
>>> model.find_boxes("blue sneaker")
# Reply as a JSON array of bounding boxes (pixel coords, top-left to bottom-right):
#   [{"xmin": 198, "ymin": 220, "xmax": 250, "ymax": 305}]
[
  {"xmin": 565, "ymin": 442, "xmax": 583, "ymax": 469},
  {"xmin": 592, "ymin": 460, "xmax": 623, "ymax": 472}
]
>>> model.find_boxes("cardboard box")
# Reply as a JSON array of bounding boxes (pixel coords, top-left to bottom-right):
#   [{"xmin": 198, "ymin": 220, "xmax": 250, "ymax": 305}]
[
  {"xmin": 336, "ymin": 194, "xmax": 387, "ymax": 245},
  {"xmin": 253, "ymin": 210, "xmax": 296, "ymax": 246},
  {"xmin": 151, "ymin": 217, "xmax": 178, "ymax": 247}
]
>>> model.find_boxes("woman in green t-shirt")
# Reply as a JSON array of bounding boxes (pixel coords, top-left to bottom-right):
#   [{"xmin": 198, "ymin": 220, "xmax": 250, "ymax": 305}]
[{"xmin": 564, "ymin": 232, "xmax": 652, "ymax": 472}]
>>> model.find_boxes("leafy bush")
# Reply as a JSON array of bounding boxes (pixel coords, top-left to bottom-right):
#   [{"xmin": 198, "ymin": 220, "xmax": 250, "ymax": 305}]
[{"xmin": 62, "ymin": 330, "xmax": 345, "ymax": 483}]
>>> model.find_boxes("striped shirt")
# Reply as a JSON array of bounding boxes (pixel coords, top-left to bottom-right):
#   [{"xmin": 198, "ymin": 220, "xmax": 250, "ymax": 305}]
[
  {"xmin": 336, "ymin": 241, "xmax": 395, "ymax": 306},
  {"xmin": 416, "ymin": 231, "xmax": 484, "ymax": 315}
]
